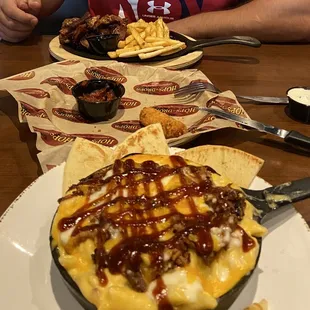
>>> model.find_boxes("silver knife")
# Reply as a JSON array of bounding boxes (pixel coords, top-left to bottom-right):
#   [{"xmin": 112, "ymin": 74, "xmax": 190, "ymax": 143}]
[
  {"xmin": 237, "ymin": 95, "xmax": 288, "ymax": 104},
  {"xmin": 203, "ymin": 107, "xmax": 310, "ymax": 150}
]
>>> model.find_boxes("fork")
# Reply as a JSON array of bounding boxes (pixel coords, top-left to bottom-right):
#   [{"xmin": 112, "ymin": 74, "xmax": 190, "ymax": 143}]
[{"xmin": 174, "ymin": 82, "xmax": 289, "ymax": 104}]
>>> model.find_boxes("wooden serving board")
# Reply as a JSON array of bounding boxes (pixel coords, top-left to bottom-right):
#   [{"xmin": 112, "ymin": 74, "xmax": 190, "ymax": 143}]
[{"xmin": 49, "ymin": 36, "xmax": 203, "ymax": 70}]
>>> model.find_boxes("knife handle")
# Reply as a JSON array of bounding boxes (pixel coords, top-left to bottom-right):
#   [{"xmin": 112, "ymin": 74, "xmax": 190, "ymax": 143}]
[{"xmin": 284, "ymin": 130, "xmax": 310, "ymax": 150}]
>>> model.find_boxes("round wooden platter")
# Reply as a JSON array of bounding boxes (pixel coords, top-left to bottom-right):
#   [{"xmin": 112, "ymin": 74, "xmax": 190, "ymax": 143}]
[{"xmin": 49, "ymin": 36, "xmax": 203, "ymax": 70}]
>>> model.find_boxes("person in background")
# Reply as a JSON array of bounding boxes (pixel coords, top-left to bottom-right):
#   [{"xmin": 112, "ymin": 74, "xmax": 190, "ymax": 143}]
[{"xmin": 0, "ymin": 0, "xmax": 309, "ymax": 43}]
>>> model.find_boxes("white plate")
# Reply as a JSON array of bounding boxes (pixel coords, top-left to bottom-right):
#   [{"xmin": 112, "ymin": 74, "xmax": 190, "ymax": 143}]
[{"xmin": 1, "ymin": 161, "xmax": 310, "ymax": 310}]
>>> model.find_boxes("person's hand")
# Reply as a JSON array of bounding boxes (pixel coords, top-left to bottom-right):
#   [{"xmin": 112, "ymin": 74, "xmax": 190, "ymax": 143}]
[{"xmin": 0, "ymin": 0, "xmax": 41, "ymax": 42}]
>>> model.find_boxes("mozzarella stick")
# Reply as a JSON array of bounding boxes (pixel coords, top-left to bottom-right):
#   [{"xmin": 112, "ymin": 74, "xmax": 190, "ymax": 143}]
[{"xmin": 140, "ymin": 107, "xmax": 187, "ymax": 139}]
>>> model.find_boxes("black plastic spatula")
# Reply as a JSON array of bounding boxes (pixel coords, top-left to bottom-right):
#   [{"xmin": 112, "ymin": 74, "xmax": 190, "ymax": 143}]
[{"xmin": 242, "ymin": 177, "xmax": 310, "ymax": 223}]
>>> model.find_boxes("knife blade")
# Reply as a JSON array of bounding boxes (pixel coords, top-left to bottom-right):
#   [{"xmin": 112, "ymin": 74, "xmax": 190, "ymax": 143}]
[
  {"xmin": 237, "ymin": 95, "xmax": 288, "ymax": 104},
  {"xmin": 202, "ymin": 107, "xmax": 310, "ymax": 150}
]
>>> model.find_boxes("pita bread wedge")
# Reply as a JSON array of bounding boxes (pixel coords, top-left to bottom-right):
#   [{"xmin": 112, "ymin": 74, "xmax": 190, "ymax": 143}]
[
  {"xmin": 63, "ymin": 124, "xmax": 169, "ymax": 194},
  {"xmin": 63, "ymin": 137, "xmax": 114, "ymax": 194},
  {"xmin": 177, "ymin": 145, "xmax": 264, "ymax": 188},
  {"xmin": 114, "ymin": 123, "xmax": 169, "ymax": 159}
]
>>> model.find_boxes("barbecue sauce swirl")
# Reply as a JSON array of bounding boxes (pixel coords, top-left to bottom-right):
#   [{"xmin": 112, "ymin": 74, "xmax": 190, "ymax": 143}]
[{"xmin": 58, "ymin": 155, "xmax": 255, "ymax": 309}]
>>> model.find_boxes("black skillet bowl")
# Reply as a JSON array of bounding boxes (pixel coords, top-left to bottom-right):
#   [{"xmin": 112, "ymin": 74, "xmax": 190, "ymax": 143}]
[
  {"xmin": 62, "ymin": 31, "xmax": 261, "ymax": 63},
  {"xmin": 72, "ymin": 79, "xmax": 125, "ymax": 122},
  {"xmin": 50, "ymin": 163, "xmax": 310, "ymax": 309},
  {"xmin": 50, "ymin": 235, "xmax": 261, "ymax": 310}
]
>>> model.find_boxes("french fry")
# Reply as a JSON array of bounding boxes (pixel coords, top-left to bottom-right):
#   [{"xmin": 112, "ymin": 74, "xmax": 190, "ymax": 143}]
[
  {"xmin": 116, "ymin": 46, "xmax": 139, "ymax": 56},
  {"xmin": 145, "ymin": 25, "xmax": 151, "ymax": 36},
  {"xmin": 117, "ymin": 40, "xmax": 126, "ymax": 48},
  {"xmin": 160, "ymin": 42, "xmax": 186, "ymax": 54},
  {"xmin": 140, "ymin": 31, "xmax": 146, "ymax": 39},
  {"xmin": 135, "ymin": 27, "xmax": 145, "ymax": 33},
  {"xmin": 130, "ymin": 27, "xmax": 147, "ymax": 48},
  {"xmin": 150, "ymin": 40, "xmax": 172, "ymax": 47},
  {"xmin": 163, "ymin": 21, "xmax": 170, "ymax": 39},
  {"xmin": 155, "ymin": 20, "xmax": 164, "ymax": 38},
  {"xmin": 161, "ymin": 45, "xmax": 185, "ymax": 56},
  {"xmin": 125, "ymin": 34, "xmax": 135, "ymax": 45},
  {"xmin": 128, "ymin": 20, "xmax": 148, "ymax": 28},
  {"xmin": 107, "ymin": 51, "xmax": 118, "ymax": 59},
  {"xmin": 145, "ymin": 37, "xmax": 180, "ymax": 45},
  {"xmin": 145, "ymin": 36, "xmax": 163, "ymax": 43},
  {"xmin": 139, "ymin": 42, "xmax": 185, "ymax": 60},
  {"xmin": 150, "ymin": 23, "xmax": 157, "ymax": 37},
  {"xmin": 109, "ymin": 17, "xmax": 187, "ymax": 60},
  {"xmin": 139, "ymin": 49, "xmax": 163, "ymax": 60},
  {"xmin": 119, "ymin": 46, "xmax": 164, "ymax": 58},
  {"xmin": 126, "ymin": 39, "xmax": 138, "ymax": 48}
]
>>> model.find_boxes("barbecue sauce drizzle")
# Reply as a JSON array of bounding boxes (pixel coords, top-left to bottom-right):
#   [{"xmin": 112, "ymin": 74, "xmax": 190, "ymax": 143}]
[{"xmin": 58, "ymin": 156, "xmax": 255, "ymax": 310}]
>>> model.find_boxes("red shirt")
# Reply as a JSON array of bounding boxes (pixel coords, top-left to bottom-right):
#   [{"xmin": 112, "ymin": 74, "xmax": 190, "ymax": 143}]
[{"xmin": 88, "ymin": 0, "xmax": 240, "ymax": 23}]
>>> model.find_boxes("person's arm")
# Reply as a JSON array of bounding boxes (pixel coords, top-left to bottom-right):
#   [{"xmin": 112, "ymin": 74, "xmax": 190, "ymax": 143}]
[{"xmin": 168, "ymin": 0, "xmax": 310, "ymax": 42}]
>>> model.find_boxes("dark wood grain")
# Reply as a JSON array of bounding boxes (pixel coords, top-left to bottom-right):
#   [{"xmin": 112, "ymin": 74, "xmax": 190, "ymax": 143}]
[{"xmin": 0, "ymin": 36, "xmax": 309, "ymax": 226}]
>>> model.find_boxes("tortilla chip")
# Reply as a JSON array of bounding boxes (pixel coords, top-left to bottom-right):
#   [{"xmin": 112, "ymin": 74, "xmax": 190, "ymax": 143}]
[
  {"xmin": 63, "ymin": 137, "xmax": 114, "ymax": 194},
  {"xmin": 113, "ymin": 123, "xmax": 169, "ymax": 159},
  {"xmin": 177, "ymin": 145, "xmax": 264, "ymax": 188}
]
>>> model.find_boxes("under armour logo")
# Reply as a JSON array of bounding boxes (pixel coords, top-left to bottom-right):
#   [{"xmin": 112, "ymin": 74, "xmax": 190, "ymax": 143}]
[{"xmin": 147, "ymin": 1, "xmax": 171, "ymax": 15}]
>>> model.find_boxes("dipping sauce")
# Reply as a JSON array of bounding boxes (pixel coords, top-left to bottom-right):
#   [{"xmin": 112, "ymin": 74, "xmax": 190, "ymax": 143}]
[
  {"xmin": 287, "ymin": 87, "xmax": 310, "ymax": 106},
  {"xmin": 72, "ymin": 79, "xmax": 125, "ymax": 122},
  {"xmin": 79, "ymin": 87, "xmax": 116, "ymax": 103}
]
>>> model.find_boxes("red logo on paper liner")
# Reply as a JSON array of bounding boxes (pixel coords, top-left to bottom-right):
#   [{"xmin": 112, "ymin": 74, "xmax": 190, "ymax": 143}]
[
  {"xmin": 153, "ymin": 104, "xmax": 198, "ymax": 116},
  {"xmin": 46, "ymin": 164, "xmax": 57, "ymax": 171},
  {"xmin": 191, "ymin": 125, "xmax": 217, "ymax": 133},
  {"xmin": 40, "ymin": 77, "xmax": 77, "ymax": 95},
  {"xmin": 52, "ymin": 108, "xmax": 90, "ymax": 123},
  {"xmin": 85, "ymin": 67, "xmax": 127, "ymax": 83},
  {"xmin": 208, "ymin": 96, "xmax": 246, "ymax": 117},
  {"xmin": 112, "ymin": 120, "xmax": 142, "ymax": 133},
  {"xmin": 134, "ymin": 81, "xmax": 179, "ymax": 95},
  {"xmin": 58, "ymin": 60, "xmax": 80, "ymax": 65},
  {"xmin": 188, "ymin": 114, "xmax": 215, "ymax": 133},
  {"xmin": 20, "ymin": 101, "xmax": 49, "ymax": 120},
  {"xmin": 33, "ymin": 127, "xmax": 118, "ymax": 147},
  {"xmin": 14, "ymin": 88, "xmax": 50, "ymax": 99},
  {"xmin": 8, "ymin": 71, "xmax": 35, "ymax": 81},
  {"xmin": 119, "ymin": 98, "xmax": 141, "ymax": 109}
]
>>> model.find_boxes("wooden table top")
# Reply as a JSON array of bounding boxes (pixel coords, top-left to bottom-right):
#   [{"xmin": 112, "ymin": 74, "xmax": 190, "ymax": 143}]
[{"xmin": 0, "ymin": 36, "xmax": 309, "ymax": 226}]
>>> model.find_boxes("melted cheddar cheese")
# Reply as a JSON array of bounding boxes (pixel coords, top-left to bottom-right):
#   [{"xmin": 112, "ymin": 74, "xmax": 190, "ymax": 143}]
[{"xmin": 51, "ymin": 154, "xmax": 267, "ymax": 310}]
